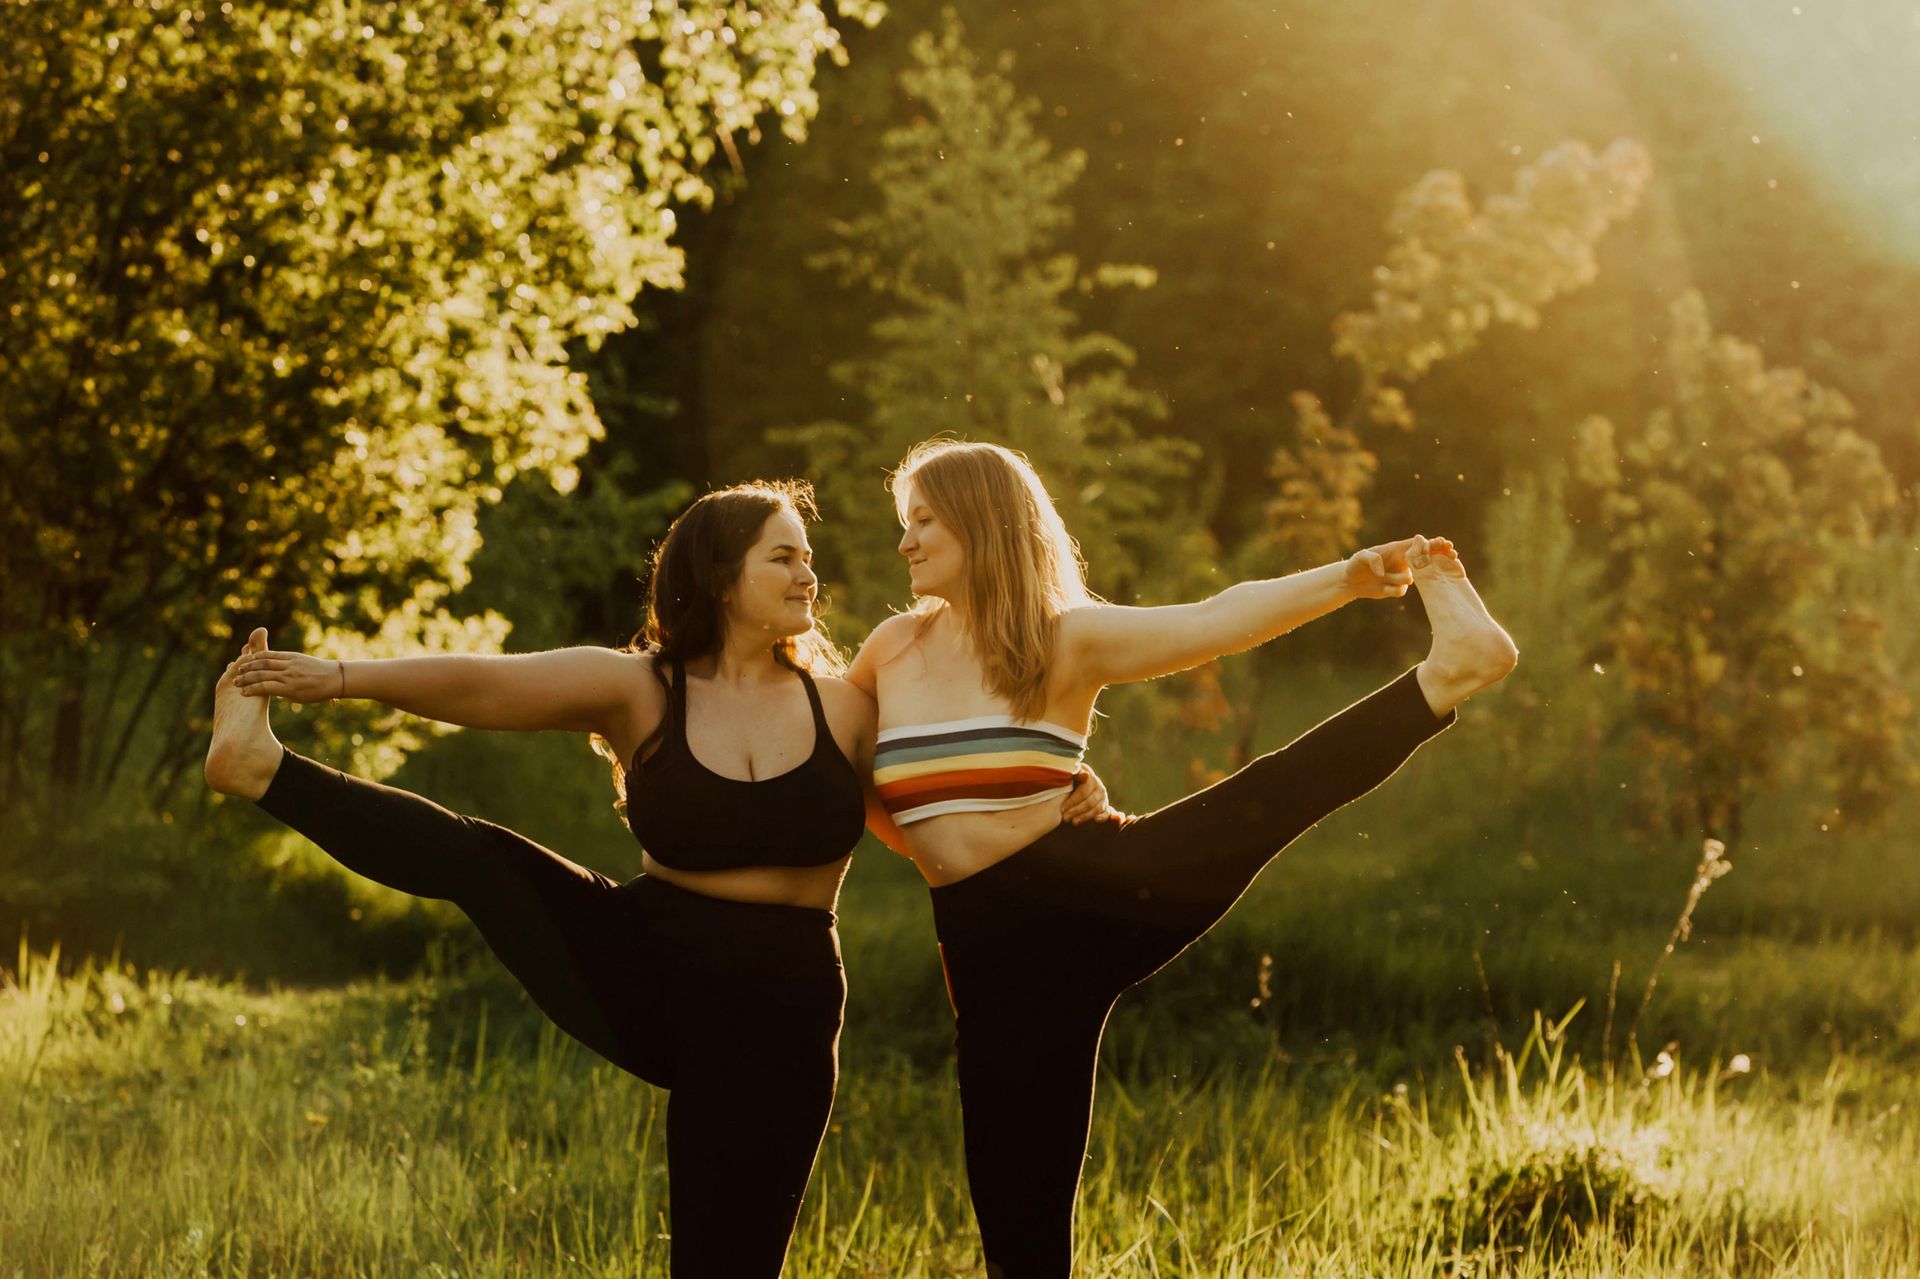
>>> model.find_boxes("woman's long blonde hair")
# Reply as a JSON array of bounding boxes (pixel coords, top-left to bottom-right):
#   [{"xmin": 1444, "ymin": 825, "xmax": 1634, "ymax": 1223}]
[{"xmin": 891, "ymin": 440, "xmax": 1096, "ymax": 718}]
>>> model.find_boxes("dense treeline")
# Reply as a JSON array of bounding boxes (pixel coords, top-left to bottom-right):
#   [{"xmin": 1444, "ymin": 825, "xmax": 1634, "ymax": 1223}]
[
  {"xmin": 2, "ymin": 0, "xmax": 1915, "ymax": 973},
  {"xmin": 580, "ymin": 0, "xmax": 1916, "ymax": 837}
]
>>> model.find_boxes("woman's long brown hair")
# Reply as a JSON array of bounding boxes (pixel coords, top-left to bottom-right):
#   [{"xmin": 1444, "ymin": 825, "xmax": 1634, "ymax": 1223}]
[{"xmin": 594, "ymin": 479, "xmax": 844, "ymax": 807}]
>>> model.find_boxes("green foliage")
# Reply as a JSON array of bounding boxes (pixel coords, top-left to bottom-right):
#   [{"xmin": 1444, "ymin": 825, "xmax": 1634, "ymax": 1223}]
[
  {"xmin": 1474, "ymin": 464, "xmax": 1621, "ymax": 799},
  {"xmin": 1334, "ymin": 140, "xmax": 1654, "ymax": 392},
  {"xmin": 1574, "ymin": 292, "xmax": 1907, "ymax": 844},
  {"xmin": 0, "ymin": 0, "xmax": 879, "ymax": 813},
  {"xmin": 1259, "ymin": 139, "xmax": 1651, "ymax": 573},
  {"xmin": 773, "ymin": 9, "xmax": 1199, "ymax": 636},
  {"xmin": 1204, "ymin": 142, "xmax": 1648, "ymax": 767}
]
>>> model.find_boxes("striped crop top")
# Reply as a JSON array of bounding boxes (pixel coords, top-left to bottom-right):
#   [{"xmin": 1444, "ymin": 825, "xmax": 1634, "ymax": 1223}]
[{"xmin": 873, "ymin": 715, "xmax": 1088, "ymax": 826}]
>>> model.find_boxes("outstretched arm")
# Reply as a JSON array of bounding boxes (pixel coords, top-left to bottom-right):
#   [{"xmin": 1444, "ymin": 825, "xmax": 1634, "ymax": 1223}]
[
  {"xmin": 231, "ymin": 644, "xmax": 656, "ymax": 739},
  {"xmin": 1058, "ymin": 538, "xmax": 1430, "ymax": 690}
]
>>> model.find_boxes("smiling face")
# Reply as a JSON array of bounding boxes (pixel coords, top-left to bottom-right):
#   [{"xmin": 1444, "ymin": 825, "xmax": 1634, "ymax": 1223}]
[
  {"xmin": 896, "ymin": 482, "xmax": 967, "ymax": 602},
  {"xmin": 722, "ymin": 507, "xmax": 819, "ymax": 641}
]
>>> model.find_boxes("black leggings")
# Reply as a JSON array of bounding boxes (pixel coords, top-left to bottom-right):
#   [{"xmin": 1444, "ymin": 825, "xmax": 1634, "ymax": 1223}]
[
  {"xmin": 256, "ymin": 751, "xmax": 845, "ymax": 1279},
  {"xmin": 928, "ymin": 669, "xmax": 1452, "ymax": 1278}
]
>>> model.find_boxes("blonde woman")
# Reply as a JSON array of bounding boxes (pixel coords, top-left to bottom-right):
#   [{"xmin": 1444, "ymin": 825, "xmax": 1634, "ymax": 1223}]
[{"xmin": 848, "ymin": 441, "xmax": 1518, "ymax": 1277}]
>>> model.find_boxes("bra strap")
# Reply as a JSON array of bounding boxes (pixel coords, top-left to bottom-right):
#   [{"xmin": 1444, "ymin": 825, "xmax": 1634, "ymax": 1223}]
[
  {"xmin": 668, "ymin": 658, "xmax": 689, "ymax": 743},
  {"xmin": 796, "ymin": 666, "xmax": 830, "ymax": 741}
]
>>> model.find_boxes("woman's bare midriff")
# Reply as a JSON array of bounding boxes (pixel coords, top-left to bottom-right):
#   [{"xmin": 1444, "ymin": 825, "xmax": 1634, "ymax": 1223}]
[
  {"xmin": 899, "ymin": 803, "xmax": 1066, "ymax": 886},
  {"xmin": 640, "ymin": 853, "xmax": 850, "ymax": 911}
]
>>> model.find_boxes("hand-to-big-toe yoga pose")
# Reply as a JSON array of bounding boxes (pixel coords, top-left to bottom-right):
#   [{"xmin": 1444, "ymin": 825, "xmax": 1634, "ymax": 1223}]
[
  {"xmin": 848, "ymin": 440, "xmax": 1519, "ymax": 1278},
  {"xmin": 202, "ymin": 480, "xmax": 1108, "ymax": 1278}
]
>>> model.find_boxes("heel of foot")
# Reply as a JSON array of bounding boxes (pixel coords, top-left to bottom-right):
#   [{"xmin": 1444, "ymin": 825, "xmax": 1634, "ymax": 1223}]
[{"xmin": 205, "ymin": 740, "xmax": 281, "ymax": 801}]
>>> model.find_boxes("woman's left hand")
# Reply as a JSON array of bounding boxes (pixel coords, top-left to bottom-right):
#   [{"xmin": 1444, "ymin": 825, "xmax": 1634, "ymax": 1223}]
[{"xmin": 1062, "ymin": 763, "xmax": 1125, "ymax": 825}]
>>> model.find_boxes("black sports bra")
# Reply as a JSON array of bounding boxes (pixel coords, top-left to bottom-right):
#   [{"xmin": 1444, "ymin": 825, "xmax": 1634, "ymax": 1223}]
[{"xmin": 626, "ymin": 660, "xmax": 866, "ymax": 872}]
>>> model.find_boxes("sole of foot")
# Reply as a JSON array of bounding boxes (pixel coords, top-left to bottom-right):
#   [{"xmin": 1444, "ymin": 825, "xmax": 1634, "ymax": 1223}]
[
  {"xmin": 1411, "ymin": 538, "xmax": 1518, "ymax": 717},
  {"xmin": 204, "ymin": 627, "xmax": 283, "ymax": 801}
]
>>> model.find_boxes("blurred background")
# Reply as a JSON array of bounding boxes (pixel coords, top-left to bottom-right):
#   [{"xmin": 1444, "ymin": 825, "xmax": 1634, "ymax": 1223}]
[{"xmin": 2, "ymin": 1, "xmax": 1918, "ymax": 1267}]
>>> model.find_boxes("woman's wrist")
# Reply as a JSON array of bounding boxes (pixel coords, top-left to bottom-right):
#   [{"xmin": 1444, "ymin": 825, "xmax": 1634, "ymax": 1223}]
[{"xmin": 1322, "ymin": 559, "xmax": 1363, "ymax": 605}]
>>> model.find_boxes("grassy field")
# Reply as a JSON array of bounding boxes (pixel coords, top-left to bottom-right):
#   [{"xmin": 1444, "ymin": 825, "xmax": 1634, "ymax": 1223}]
[
  {"xmin": 6, "ymin": 940, "xmax": 1916, "ymax": 1277},
  {"xmin": 7, "ymin": 672, "xmax": 1919, "ymax": 1275}
]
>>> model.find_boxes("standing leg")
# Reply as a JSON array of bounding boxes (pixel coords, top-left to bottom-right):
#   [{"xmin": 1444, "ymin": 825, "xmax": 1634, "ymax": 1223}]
[
  {"xmin": 933, "ymin": 879, "xmax": 1117, "ymax": 1279},
  {"xmin": 953, "ymin": 985, "xmax": 1110, "ymax": 1278},
  {"xmin": 660, "ymin": 912, "xmax": 845, "ymax": 1278},
  {"xmin": 664, "ymin": 1066, "xmax": 839, "ymax": 1278}
]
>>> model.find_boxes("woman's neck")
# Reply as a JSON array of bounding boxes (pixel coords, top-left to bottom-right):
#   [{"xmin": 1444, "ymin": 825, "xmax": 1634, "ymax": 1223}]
[{"xmin": 690, "ymin": 632, "xmax": 787, "ymax": 686}]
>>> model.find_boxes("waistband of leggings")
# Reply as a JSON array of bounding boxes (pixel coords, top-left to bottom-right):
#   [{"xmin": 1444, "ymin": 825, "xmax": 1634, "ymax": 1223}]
[
  {"xmin": 926, "ymin": 815, "xmax": 1115, "ymax": 911},
  {"xmin": 631, "ymin": 873, "xmax": 838, "ymax": 931}
]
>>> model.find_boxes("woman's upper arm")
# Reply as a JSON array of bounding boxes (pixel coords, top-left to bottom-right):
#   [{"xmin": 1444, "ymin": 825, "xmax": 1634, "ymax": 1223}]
[
  {"xmin": 816, "ymin": 676, "xmax": 878, "ymax": 776},
  {"xmin": 820, "ymin": 676, "xmax": 915, "ymax": 854},
  {"xmin": 1057, "ymin": 600, "xmax": 1226, "ymax": 689},
  {"xmin": 488, "ymin": 646, "xmax": 659, "ymax": 738}
]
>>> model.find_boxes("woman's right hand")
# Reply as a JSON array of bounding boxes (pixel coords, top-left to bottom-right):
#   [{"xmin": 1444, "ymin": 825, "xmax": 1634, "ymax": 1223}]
[
  {"xmin": 233, "ymin": 648, "xmax": 346, "ymax": 704},
  {"xmin": 1344, "ymin": 537, "xmax": 1425, "ymax": 600}
]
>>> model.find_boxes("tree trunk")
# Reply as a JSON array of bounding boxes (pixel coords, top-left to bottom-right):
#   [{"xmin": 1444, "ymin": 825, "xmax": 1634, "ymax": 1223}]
[{"xmin": 48, "ymin": 645, "xmax": 90, "ymax": 820}]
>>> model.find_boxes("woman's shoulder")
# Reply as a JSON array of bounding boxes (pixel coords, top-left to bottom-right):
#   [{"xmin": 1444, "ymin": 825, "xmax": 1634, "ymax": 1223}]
[
  {"xmin": 612, "ymin": 647, "xmax": 667, "ymax": 723},
  {"xmin": 619, "ymin": 645, "xmax": 665, "ymax": 686},
  {"xmin": 1051, "ymin": 603, "xmax": 1117, "ymax": 655},
  {"xmin": 811, "ymin": 674, "xmax": 878, "ymax": 723},
  {"xmin": 860, "ymin": 610, "xmax": 928, "ymax": 656},
  {"xmin": 846, "ymin": 609, "xmax": 934, "ymax": 686}
]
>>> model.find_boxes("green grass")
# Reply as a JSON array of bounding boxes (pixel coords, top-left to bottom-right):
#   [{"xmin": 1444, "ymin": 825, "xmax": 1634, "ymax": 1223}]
[{"xmin": 6, "ymin": 946, "xmax": 1916, "ymax": 1277}]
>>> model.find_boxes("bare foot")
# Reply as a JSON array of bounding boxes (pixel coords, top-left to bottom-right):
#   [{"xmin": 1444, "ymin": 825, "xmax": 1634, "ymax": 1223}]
[
  {"xmin": 1410, "ymin": 537, "xmax": 1518, "ymax": 717},
  {"xmin": 205, "ymin": 627, "xmax": 284, "ymax": 800}
]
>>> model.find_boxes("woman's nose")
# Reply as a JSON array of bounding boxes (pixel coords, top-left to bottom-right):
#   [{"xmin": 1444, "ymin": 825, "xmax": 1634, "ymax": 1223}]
[{"xmin": 898, "ymin": 530, "xmax": 915, "ymax": 555}]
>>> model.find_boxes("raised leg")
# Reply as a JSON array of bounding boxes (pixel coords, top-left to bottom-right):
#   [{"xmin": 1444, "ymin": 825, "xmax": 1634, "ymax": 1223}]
[
  {"xmin": 1070, "ymin": 666, "xmax": 1455, "ymax": 985},
  {"xmin": 207, "ymin": 631, "xmax": 654, "ymax": 1080}
]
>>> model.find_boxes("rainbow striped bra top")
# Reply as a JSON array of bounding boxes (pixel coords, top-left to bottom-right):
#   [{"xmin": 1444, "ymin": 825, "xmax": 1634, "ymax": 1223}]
[{"xmin": 874, "ymin": 714, "xmax": 1088, "ymax": 826}]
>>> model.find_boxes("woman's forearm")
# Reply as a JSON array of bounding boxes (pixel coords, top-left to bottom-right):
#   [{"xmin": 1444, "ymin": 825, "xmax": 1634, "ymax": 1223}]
[
  {"xmin": 1202, "ymin": 562, "xmax": 1355, "ymax": 653},
  {"xmin": 235, "ymin": 644, "xmax": 637, "ymax": 735},
  {"xmin": 1067, "ymin": 561, "xmax": 1362, "ymax": 688}
]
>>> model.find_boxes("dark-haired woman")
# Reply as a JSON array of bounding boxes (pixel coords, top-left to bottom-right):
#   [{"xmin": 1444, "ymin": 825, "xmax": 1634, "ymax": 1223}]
[
  {"xmin": 205, "ymin": 480, "xmax": 1110, "ymax": 1277},
  {"xmin": 851, "ymin": 440, "xmax": 1519, "ymax": 1278}
]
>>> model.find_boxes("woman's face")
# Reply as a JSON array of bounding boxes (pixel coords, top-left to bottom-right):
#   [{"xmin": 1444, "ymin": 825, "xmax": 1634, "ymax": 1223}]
[
  {"xmin": 897, "ymin": 484, "xmax": 965, "ymax": 600},
  {"xmin": 723, "ymin": 508, "xmax": 818, "ymax": 641}
]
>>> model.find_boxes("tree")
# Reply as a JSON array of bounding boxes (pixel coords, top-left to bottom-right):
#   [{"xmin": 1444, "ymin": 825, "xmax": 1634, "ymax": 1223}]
[
  {"xmin": 1204, "ymin": 141, "xmax": 1652, "ymax": 768},
  {"xmin": 1574, "ymin": 291, "xmax": 1906, "ymax": 844},
  {"xmin": 772, "ymin": 8, "xmax": 1201, "ymax": 638},
  {"xmin": 0, "ymin": 0, "xmax": 880, "ymax": 818},
  {"xmin": 1262, "ymin": 138, "xmax": 1652, "ymax": 568}
]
